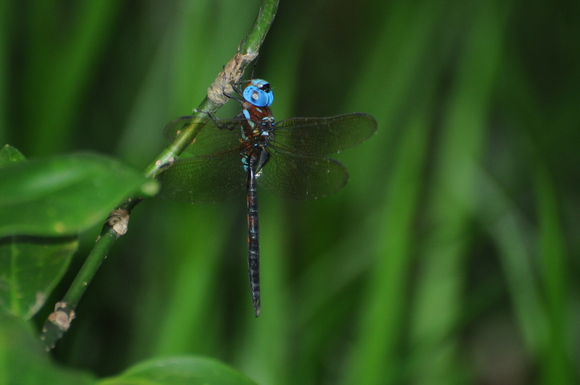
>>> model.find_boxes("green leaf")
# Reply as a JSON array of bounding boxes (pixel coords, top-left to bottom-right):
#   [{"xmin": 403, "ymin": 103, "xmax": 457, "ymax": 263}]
[
  {"xmin": 0, "ymin": 144, "xmax": 26, "ymax": 168},
  {"xmin": 0, "ymin": 235, "xmax": 78, "ymax": 319},
  {"xmin": 0, "ymin": 311, "xmax": 96, "ymax": 385},
  {"xmin": 99, "ymin": 356, "xmax": 258, "ymax": 385},
  {"xmin": 0, "ymin": 152, "xmax": 155, "ymax": 237}
]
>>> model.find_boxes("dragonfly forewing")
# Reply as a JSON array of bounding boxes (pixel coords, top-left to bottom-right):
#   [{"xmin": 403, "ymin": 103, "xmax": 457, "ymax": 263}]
[
  {"xmin": 164, "ymin": 116, "xmax": 248, "ymax": 156},
  {"xmin": 273, "ymin": 113, "xmax": 377, "ymax": 156}
]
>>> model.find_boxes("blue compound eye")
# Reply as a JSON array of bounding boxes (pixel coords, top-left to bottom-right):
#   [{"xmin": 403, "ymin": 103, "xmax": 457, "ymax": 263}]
[{"xmin": 243, "ymin": 79, "xmax": 274, "ymax": 107}]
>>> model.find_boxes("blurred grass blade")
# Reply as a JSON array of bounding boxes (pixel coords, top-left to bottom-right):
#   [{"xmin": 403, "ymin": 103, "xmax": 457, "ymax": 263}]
[
  {"xmin": 409, "ymin": 1, "xmax": 512, "ymax": 384},
  {"xmin": 26, "ymin": 1, "xmax": 123, "ymax": 156},
  {"xmin": 0, "ymin": 0, "xmax": 11, "ymax": 147},
  {"xmin": 343, "ymin": 110, "xmax": 430, "ymax": 385},
  {"xmin": 152, "ymin": 206, "xmax": 226, "ymax": 357},
  {"xmin": 536, "ymin": 166, "xmax": 573, "ymax": 384},
  {"xmin": 477, "ymin": 167, "xmax": 547, "ymax": 354}
]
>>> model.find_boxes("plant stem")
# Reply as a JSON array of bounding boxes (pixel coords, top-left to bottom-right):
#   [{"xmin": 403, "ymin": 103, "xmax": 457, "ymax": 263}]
[
  {"xmin": 40, "ymin": 226, "xmax": 117, "ymax": 351},
  {"xmin": 40, "ymin": 0, "xmax": 280, "ymax": 351}
]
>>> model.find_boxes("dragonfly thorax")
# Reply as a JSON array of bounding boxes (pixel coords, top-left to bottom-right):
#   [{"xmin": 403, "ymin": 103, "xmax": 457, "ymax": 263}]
[{"xmin": 241, "ymin": 102, "xmax": 276, "ymax": 145}]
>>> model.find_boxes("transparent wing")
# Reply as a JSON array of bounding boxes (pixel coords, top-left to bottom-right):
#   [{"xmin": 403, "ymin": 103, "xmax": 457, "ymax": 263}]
[
  {"xmin": 163, "ymin": 116, "xmax": 248, "ymax": 156},
  {"xmin": 256, "ymin": 147, "xmax": 349, "ymax": 200},
  {"xmin": 272, "ymin": 113, "xmax": 377, "ymax": 156},
  {"xmin": 157, "ymin": 150, "xmax": 246, "ymax": 204}
]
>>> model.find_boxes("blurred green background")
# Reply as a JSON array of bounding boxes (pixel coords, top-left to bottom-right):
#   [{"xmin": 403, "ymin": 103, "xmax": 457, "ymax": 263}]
[{"xmin": 1, "ymin": 0, "xmax": 578, "ymax": 384}]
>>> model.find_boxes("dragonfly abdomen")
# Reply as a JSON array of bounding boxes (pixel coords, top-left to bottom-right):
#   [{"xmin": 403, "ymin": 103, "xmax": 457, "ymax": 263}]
[{"xmin": 246, "ymin": 148, "xmax": 262, "ymax": 317}]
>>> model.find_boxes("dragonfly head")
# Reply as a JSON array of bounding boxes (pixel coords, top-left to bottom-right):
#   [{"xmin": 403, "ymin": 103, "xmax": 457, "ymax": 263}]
[{"xmin": 243, "ymin": 79, "xmax": 274, "ymax": 107}]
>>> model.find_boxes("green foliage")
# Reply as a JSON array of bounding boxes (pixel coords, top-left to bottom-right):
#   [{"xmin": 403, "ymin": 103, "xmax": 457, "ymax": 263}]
[
  {"xmin": 100, "ymin": 357, "xmax": 257, "ymax": 385},
  {"xmin": 0, "ymin": 234, "xmax": 78, "ymax": 319},
  {"xmin": 0, "ymin": 147, "xmax": 151, "ymax": 324},
  {"xmin": 0, "ymin": 311, "xmax": 256, "ymax": 385},
  {"xmin": 0, "ymin": 144, "xmax": 26, "ymax": 166},
  {"xmin": 0, "ymin": 311, "xmax": 96, "ymax": 385},
  {"xmin": 0, "ymin": 152, "xmax": 152, "ymax": 237},
  {"xmin": 0, "ymin": 0, "xmax": 578, "ymax": 384}
]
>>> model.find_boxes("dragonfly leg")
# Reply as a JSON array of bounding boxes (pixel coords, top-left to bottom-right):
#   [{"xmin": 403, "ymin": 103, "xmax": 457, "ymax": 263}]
[
  {"xmin": 232, "ymin": 78, "xmax": 250, "ymax": 97},
  {"xmin": 223, "ymin": 84, "xmax": 245, "ymax": 104}
]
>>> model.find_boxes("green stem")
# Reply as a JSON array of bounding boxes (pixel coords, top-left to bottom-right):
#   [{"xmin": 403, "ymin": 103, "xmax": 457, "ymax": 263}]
[
  {"xmin": 40, "ymin": 0, "xmax": 280, "ymax": 351},
  {"xmin": 40, "ymin": 230, "xmax": 117, "ymax": 350}
]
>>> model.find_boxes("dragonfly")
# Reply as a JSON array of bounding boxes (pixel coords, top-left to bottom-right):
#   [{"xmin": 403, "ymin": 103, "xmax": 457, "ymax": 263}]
[{"xmin": 157, "ymin": 79, "xmax": 377, "ymax": 317}]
